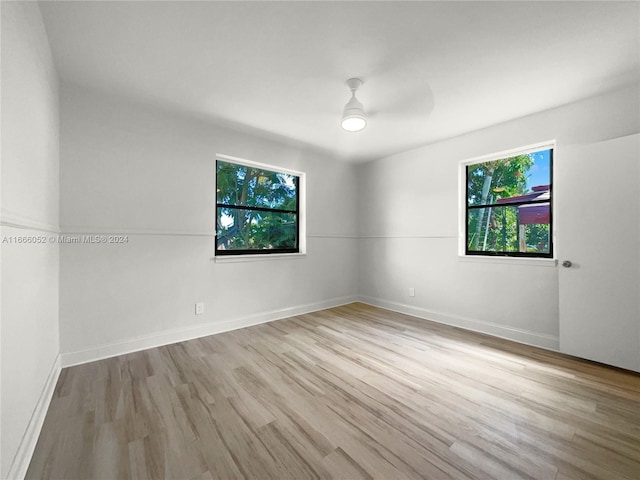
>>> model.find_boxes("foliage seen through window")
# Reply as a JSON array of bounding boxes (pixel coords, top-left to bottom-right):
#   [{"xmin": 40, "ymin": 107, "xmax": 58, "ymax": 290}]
[
  {"xmin": 216, "ymin": 160, "xmax": 299, "ymax": 255},
  {"xmin": 466, "ymin": 148, "xmax": 553, "ymax": 257}
]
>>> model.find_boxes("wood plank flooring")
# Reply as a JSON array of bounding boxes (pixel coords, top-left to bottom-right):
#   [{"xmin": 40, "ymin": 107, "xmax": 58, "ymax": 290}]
[{"xmin": 27, "ymin": 303, "xmax": 640, "ymax": 480}]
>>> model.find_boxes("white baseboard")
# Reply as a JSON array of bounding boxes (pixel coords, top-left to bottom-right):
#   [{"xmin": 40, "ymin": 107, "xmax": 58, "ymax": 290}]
[
  {"xmin": 358, "ymin": 295, "xmax": 560, "ymax": 351},
  {"xmin": 6, "ymin": 354, "xmax": 61, "ymax": 480},
  {"xmin": 61, "ymin": 295, "xmax": 358, "ymax": 367}
]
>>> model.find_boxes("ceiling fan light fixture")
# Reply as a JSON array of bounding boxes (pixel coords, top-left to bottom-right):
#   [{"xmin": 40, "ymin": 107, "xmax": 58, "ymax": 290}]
[
  {"xmin": 341, "ymin": 112, "xmax": 367, "ymax": 132},
  {"xmin": 341, "ymin": 78, "xmax": 367, "ymax": 132}
]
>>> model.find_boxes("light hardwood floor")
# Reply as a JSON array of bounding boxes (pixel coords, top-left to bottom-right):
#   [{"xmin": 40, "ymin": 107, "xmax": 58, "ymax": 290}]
[{"xmin": 27, "ymin": 303, "xmax": 640, "ymax": 480}]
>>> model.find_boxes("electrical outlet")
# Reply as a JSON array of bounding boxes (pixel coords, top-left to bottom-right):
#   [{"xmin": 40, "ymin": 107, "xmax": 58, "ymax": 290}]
[
  {"xmin": 195, "ymin": 302, "xmax": 204, "ymax": 315},
  {"xmin": 409, "ymin": 287, "xmax": 415, "ymax": 297}
]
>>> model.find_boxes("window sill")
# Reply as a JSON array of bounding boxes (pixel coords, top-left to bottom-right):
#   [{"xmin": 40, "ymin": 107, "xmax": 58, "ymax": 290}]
[
  {"xmin": 212, "ymin": 252, "xmax": 307, "ymax": 263},
  {"xmin": 458, "ymin": 255, "xmax": 557, "ymax": 267}
]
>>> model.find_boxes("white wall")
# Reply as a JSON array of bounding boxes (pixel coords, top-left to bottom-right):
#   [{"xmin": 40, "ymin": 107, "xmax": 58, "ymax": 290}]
[
  {"xmin": 1, "ymin": 3, "xmax": 637, "ymax": 474},
  {"xmin": 0, "ymin": 3, "xmax": 60, "ymax": 478},
  {"xmin": 57, "ymin": 82, "xmax": 640, "ymax": 361},
  {"xmin": 58, "ymin": 85, "xmax": 359, "ymax": 363},
  {"xmin": 357, "ymin": 85, "xmax": 640, "ymax": 349}
]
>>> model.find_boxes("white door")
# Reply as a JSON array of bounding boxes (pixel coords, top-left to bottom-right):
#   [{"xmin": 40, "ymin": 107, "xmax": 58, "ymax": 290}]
[{"xmin": 556, "ymin": 134, "xmax": 640, "ymax": 372}]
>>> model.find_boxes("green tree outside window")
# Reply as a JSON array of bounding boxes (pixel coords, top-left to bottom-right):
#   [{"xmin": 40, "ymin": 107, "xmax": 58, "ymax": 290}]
[
  {"xmin": 466, "ymin": 148, "xmax": 553, "ymax": 257},
  {"xmin": 216, "ymin": 160, "xmax": 299, "ymax": 254}
]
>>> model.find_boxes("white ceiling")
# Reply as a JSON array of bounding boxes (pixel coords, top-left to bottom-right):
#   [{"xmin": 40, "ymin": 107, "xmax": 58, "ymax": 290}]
[{"xmin": 38, "ymin": 1, "xmax": 639, "ymax": 162}]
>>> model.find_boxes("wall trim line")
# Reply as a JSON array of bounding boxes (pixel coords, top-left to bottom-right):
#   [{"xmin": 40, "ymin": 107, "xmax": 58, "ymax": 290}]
[
  {"xmin": 1, "ymin": 207, "xmax": 60, "ymax": 234},
  {"xmin": 61, "ymin": 295, "xmax": 358, "ymax": 367},
  {"xmin": 357, "ymin": 295, "xmax": 560, "ymax": 351},
  {"xmin": 307, "ymin": 233, "xmax": 359, "ymax": 239},
  {"xmin": 52, "ymin": 229, "xmax": 468, "ymax": 240},
  {"xmin": 358, "ymin": 234, "xmax": 458, "ymax": 239},
  {"xmin": 59, "ymin": 226, "xmax": 214, "ymax": 237},
  {"xmin": 6, "ymin": 354, "xmax": 61, "ymax": 480},
  {"xmin": 57, "ymin": 227, "xmax": 359, "ymax": 239}
]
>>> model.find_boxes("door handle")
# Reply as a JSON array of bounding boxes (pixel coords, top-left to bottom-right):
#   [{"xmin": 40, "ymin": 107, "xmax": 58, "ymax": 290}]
[{"xmin": 562, "ymin": 260, "xmax": 572, "ymax": 268}]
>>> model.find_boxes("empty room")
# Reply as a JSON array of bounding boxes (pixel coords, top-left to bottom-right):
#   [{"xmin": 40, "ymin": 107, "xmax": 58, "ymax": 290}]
[{"xmin": 2, "ymin": 1, "xmax": 639, "ymax": 479}]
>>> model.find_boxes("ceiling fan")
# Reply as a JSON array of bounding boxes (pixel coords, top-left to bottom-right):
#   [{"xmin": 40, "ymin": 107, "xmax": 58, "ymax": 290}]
[
  {"xmin": 339, "ymin": 74, "xmax": 434, "ymax": 133},
  {"xmin": 341, "ymin": 78, "xmax": 367, "ymax": 132}
]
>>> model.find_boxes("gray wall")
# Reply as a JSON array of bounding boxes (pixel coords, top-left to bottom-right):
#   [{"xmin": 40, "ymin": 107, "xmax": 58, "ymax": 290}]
[
  {"xmin": 58, "ymin": 85, "xmax": 359, "ymax": 363},
  {"xmin": 3, "ymin": 2, "xmax": 639, "ymax": 474},
  {"xmin": 1, "ymin": 3, "xmax": 60, "ymax": 478},
  {"xmin": 356, "ymin": 85, "xmax": 639, "ymax": 349}
]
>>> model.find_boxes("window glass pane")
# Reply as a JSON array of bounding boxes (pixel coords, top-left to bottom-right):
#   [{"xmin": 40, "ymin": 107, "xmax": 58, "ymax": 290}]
[
  {"xmin": 216, "ymin": 207, "xmax": 297, "ymax": 251},
  {"xmin": 467, "ymin": 149, "xmax": 552, "ymax": 207},
  {"xmin": 467, "ymin": 204, "xmax": 550, "ymax": 255},
  {"xmin": 216, "ymin": 161, "xmax": 297, "ymax": 211}
]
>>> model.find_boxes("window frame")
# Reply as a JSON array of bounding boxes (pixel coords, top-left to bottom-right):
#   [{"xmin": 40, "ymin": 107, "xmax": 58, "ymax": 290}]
[
  {"xmin": 215, "ymin": 154, "xmax": 305, "ymax": 257},
  {"xmin": 460, "ymin": 142, "xmax": 555, "ymax": 260}
]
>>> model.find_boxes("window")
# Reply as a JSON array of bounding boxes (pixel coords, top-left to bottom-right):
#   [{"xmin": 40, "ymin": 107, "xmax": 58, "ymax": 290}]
[
  {"xmin": 216, "ymin": 157, "xmax": 301, "ymax": 255},
  {"xmin": 465, "ymin": 145, "xmax": 553, "ymax": 258}
]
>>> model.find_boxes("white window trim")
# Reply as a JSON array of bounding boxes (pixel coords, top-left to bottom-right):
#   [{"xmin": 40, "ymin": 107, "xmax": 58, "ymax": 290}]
[
  {"xmin": 458, "ymin": 140, "xmax": 556, "ymax": 262},
  {"xmin": 215, "ymin": 153, "xmax": 306, "ymax": 259},
  {"xmin": 213, "ymin": 252, "xmax": 307, "ymax": 263}
]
